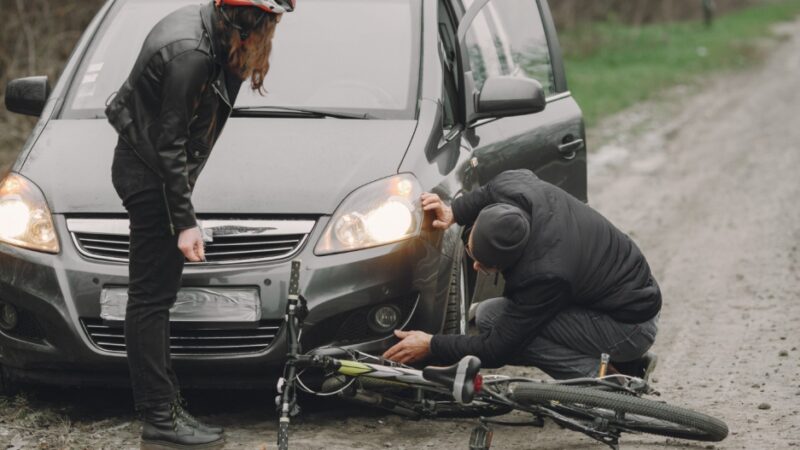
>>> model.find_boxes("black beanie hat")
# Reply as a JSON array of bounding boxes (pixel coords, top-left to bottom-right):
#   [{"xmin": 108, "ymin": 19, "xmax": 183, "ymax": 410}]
[{"xmin": 471, "ymin": 203, "xmax": 531, "ymax": 270}]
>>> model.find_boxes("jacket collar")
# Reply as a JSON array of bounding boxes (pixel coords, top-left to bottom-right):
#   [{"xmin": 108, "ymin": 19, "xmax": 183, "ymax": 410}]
[
  {"xmin": 199, "ymin": 2, "xmax": 233, "ymax": 108},
  {"xmin": 200, "ymin": 2, "xmax": 228, "ymax": 68}
]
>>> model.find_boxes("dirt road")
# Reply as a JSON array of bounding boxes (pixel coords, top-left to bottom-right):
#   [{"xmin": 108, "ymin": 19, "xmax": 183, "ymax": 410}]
[{"xmin": 3, "ymin": 18, "xmax": 800, "ymax": 450}]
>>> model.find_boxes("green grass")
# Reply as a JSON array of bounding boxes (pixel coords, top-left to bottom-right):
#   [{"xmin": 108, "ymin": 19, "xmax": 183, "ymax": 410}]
[{"xmin": 560, "ymin": 0, "xmax": 800, "ymax": 126}]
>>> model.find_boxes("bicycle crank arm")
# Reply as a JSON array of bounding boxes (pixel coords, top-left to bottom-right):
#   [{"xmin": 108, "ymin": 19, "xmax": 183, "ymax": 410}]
[{"xmin": 542, "ymin": 408, "xmax": 620, "ymax": 450}]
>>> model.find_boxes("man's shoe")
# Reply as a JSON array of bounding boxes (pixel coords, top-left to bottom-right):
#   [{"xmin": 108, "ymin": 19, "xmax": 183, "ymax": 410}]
[
  {"xmin": 175, "ymin": 396, "xmax": 224, "ymax": 435},
  {"xmin": 639, "ymin": 351, "xmax": 658, "ymax": 382},
  {"xmin": 613, "ymin": 351, "xmax": 658, "ymax": 382},
  {"xmin": 140, "ymin": 402, "xmax": 224, "ymax": 450}
]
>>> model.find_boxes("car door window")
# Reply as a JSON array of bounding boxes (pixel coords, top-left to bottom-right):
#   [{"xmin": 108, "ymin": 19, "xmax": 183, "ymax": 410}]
[
  {"xmin": 438, "ymin": 0, "xmax": 460, "ymax": 129},
  {"xmin": 461, "ymin": 0, "xmax": 555, "ymax": 95},
  {"xmin": 439, "ymin": 42, "xmax": 459, "ymax": 129}
]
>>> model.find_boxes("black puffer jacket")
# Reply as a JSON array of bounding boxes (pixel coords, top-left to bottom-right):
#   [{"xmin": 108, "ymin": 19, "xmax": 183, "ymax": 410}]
[
  {"xmin": 431, "ymin": 169, "xmax": 662, "ymax": 367},
  {"xmin": 106, "ymin": 2, "xmax": 242, "ymax": 233}
]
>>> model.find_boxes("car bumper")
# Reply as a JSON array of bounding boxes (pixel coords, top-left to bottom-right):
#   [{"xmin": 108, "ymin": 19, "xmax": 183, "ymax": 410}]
[{"xmin": 0, "ymin": 215, "xmax": 454, "ymax": 388}]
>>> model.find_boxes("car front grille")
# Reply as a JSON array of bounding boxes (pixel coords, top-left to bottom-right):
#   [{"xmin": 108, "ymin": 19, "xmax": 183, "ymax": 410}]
[
  {"xmin": 81, "ymin": 318, "xmax": 283, "ymax": 355},
  {"xmin": 66, "ymin": 218, "xmax": 315, "ymax": 264}
]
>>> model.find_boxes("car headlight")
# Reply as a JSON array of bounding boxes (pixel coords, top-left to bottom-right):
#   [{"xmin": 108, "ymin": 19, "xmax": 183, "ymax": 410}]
[
  {"xmin": 0, "ymin": 173, "xmax": 59, "ymax": 253},
  {"xmin": 316, "ymin": 174, "xmax": 422, "ymax": 255}
]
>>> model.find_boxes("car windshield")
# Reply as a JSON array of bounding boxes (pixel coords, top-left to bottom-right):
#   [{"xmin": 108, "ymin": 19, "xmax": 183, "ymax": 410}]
[{"xmin": 62, "ymin": 0, "xmax": 421, "ymax": 120}]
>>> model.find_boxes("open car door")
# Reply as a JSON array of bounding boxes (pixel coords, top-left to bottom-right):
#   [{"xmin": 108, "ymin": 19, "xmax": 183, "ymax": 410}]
[
  {"xmin": 454, "ymin": 0, "xmax": 588, "ymax": 305},
  {"xmin": 455, "ymin": 0, "xmax": 587, "ymax": 201}
]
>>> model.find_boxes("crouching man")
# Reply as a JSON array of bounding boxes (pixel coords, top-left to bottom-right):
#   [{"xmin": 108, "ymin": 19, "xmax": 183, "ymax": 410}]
[{"xmin": 384, "ymin": 169, "xmax": 660, "ymax": 380}]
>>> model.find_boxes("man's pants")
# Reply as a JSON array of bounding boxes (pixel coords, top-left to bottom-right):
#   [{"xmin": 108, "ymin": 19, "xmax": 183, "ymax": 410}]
[
  {"xmin": 475, "ymin": 297, "xmax": 658, "ymax": 380},
  {"xmin": 112, "ymin": 146, "xmax": 184, "ymax": 411}
]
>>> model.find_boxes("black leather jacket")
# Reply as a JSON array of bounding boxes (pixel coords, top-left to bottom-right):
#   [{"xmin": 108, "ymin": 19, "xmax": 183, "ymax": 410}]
[
  {"xmin": 431, "ymin": 170, "xmax": 661, "ymax": 367},
  {"xmin": 106, "ymin": 2, "xmax": 242, "ymax": 233}
]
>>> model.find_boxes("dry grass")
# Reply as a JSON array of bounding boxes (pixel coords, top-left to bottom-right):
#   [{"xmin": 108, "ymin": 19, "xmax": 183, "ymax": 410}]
[{"xmin": 0, "ymin": 394, "xmax": 74, "ymax": 448}]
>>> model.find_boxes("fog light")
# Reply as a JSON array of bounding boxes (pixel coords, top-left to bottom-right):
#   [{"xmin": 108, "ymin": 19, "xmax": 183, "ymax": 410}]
[
  {"xmin": 0, "ymin": 302, "xmax": 18, "ymax": 331},
  {"xmin": 368, "ymin": 305, "xmax": 401, "ymax": 333}
]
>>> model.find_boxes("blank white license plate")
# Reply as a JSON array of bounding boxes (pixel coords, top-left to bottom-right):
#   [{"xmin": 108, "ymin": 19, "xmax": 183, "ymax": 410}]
[{"xmin": 100, "ymin": 287, "xmax": 261, "ymax": 322}]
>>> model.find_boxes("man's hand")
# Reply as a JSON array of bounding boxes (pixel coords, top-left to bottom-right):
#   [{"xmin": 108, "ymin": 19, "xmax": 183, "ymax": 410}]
[
  {"xmin": 421, "ymin": 192, "xmax": 454, "ymax": 230},
  {"xmin": 383, "ymin": 330, "xmax": 433, "ymax": 364},
  {"xmin": 178, "ymin": 226, "xmax": 205, "ymax": 262}
]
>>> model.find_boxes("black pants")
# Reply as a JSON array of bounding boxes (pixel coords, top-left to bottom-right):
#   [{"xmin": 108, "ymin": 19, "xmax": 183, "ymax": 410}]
[
  {"xmin": 476, "ymin": 298, "xmax": 658, "ymax": 379},
  {"xmin": 112, "ymin": 142, "xmax": 184, "ymax": 410}
]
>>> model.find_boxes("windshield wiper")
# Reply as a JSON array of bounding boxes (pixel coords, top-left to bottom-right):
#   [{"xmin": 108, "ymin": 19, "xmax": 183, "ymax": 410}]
[{"xmin": 232, "ymin": 106, "xmax": 373, "ymax": 120}]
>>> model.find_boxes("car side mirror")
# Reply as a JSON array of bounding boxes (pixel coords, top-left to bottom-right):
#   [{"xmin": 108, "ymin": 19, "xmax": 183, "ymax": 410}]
[
  {"xmin": 5, "ymin": 76, "xmax": 51, "ymax": 117},
  {"xmin": 471, "ymin": 76, "xmax": 546, "ymax": 124}
]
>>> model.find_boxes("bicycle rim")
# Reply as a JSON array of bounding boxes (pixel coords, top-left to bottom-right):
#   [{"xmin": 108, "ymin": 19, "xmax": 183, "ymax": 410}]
[{"xmin": 512, "ymin": 383, "xmax": 728, "ymax": 442}]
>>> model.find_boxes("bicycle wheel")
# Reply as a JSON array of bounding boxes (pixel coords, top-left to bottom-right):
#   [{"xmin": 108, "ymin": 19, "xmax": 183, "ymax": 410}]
[
  {"xmin": 512, "ymin": 383, "xmax": 728, "ymax": 442},
  {"xmin": 442, "ymin": 253, "xmax": 469, "ymax": 335}
]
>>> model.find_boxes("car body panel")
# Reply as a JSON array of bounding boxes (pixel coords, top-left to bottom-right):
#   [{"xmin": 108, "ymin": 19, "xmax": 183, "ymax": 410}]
[
  {"xmin": 0, "ymin": 214, "xmax": 449, "ymax": 388},
  {"xmin": 467, "ymin": 95, "xmax": 587, "ymax": 201},
  {"xmin": 20, "ymin": 119, "xmax": 417, "ymax": 215}
]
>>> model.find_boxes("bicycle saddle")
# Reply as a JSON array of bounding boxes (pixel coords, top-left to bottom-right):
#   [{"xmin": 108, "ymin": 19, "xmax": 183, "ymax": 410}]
[{"xmin": 423, "ymin": 356, "xmax": 482, "ymax": 404}]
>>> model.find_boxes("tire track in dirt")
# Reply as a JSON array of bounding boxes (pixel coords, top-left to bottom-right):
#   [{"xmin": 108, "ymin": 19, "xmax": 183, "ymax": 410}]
[{"xmin": 586, "ymin": 19, "xmax": 800, "ymax": 450}]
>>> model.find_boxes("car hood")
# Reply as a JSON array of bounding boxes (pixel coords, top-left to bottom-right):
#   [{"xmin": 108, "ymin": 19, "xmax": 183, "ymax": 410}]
[{"xmin": 20, "ymin": 118, "xmax": 417, "ymax": 215}]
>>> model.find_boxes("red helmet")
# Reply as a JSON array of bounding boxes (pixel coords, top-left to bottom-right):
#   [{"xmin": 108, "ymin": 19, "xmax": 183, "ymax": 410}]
[{"xmin": 214, "ymin": 0, "xmax": 295, "ymax": 14}]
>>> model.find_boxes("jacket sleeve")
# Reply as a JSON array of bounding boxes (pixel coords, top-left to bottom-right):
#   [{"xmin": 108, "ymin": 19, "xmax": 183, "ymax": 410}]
[
  {"xmin": 451, "ymin": 170, "xmax": 537, "ymax": 227},
  {"xmin": 429, "ymin": 278, "xmax": 569, "ymax": 368},
  {"xmin": 451, "ymin": 185, "xmax": 492, "ymax": 227},
  {"xmin": 155, "ymin": 50, "xmax": 212, "ymax": 231}
]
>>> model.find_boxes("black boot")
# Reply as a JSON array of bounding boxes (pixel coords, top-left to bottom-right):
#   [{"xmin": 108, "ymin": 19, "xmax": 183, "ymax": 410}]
[
  {"xmin": 613, "ymin": 351, "xmax": 658, "ymax": 382},
  {"xmin": 140, "ymin": 402, "xmax": 224, "ymax": 450},
  {"xmin": 176, "ymin": 395, "xmax": 224, "ymax": 435}
]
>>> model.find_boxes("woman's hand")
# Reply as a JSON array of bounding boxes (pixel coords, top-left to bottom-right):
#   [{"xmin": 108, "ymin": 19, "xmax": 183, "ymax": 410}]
[
  {"xmin": 178, "ymin": 226, "xmax": 205, "ymax": 262},
  {"xmin": 421, "ymin": 192, "xmax": 455, "ymax": 230}
]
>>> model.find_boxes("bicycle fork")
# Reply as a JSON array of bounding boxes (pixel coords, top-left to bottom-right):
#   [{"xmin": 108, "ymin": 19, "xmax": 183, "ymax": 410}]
[{"xmin": 276, "ymin": 260, "xmax": 306, "ymax": 450}]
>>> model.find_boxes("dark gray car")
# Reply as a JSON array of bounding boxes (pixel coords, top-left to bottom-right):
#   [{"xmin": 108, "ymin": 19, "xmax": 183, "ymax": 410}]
[{"xmin": 0, "ymin": 0, "xmax": 586, "ymax": 390}]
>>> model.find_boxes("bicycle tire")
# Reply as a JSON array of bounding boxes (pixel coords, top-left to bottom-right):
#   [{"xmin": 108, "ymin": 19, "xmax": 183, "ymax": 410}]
[
  {"xmin": 442, "ymin": 254, "xmax": 468, "ymax": 335},
  {"xmin": 512, "ymin": 383, "xmax": 728, "ymax": 442}
]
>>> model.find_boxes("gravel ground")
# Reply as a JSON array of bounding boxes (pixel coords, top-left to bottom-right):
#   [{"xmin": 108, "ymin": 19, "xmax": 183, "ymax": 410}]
[{"xmin": 2, "ymin": 19, "xmax": 800, "ymax": 450}]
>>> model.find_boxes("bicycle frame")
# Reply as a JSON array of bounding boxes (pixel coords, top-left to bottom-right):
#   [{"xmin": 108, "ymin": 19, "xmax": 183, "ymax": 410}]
[
  {"xmin": 276, "ymin": 260, "xmax": 481, "ymax": 448},
  {"xmin": 276, "ymin": 260, "xmax": 639, "ymax": 450}
]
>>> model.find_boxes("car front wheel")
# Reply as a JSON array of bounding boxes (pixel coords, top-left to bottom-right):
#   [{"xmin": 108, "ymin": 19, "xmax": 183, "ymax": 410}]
[{"xmin": 442, "ymin": 250, "xmax": 470, "ymax": 335}]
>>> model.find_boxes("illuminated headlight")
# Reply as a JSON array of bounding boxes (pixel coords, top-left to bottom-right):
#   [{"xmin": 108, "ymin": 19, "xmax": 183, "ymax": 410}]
[
  {"xmin": 316, "ymin": 174, "xmax": 422, "ymax": 255},
  {"xmin": 0, "ymin": 173, "xmax": 59, "ymax": 253}
]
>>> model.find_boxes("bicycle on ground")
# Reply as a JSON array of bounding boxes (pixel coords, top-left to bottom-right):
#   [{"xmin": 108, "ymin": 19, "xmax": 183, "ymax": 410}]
[{"xmin": 275, "ymin": 261, "xmax": 728, "ymax": 450}]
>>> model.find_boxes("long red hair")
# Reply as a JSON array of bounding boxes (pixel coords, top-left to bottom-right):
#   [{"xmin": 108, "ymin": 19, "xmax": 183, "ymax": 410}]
[{"xmin": 215, "ymin": 6, "xmax": 281, "ymax": 94}]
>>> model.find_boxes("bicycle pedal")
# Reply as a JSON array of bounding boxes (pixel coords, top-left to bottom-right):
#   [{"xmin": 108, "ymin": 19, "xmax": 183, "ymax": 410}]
[
  {"xmin": 469, "ymin": 423, "xmax": 493, "ymax": 450},
  {"xmin": 626, "ymin": 378, "xmax": 659, "ymax": 396},
  {"xmin": 290, "ymin": 402, "xmax": 302, "ymax": 417}
]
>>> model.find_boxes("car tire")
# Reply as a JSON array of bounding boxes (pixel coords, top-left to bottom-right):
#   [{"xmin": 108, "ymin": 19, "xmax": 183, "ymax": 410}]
[
  {"xmin": 0, "ymin": 365, "xmax": 17, "ymax": 397},
  {"xmin": 442, "ymin": 250, "xmax": 469, "ymax": 335}
]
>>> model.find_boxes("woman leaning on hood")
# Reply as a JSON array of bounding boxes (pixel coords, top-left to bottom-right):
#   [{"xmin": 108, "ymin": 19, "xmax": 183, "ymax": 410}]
[{"xmin": 105, "ymin": 0, "xmax": 295, "ymax": 448}]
